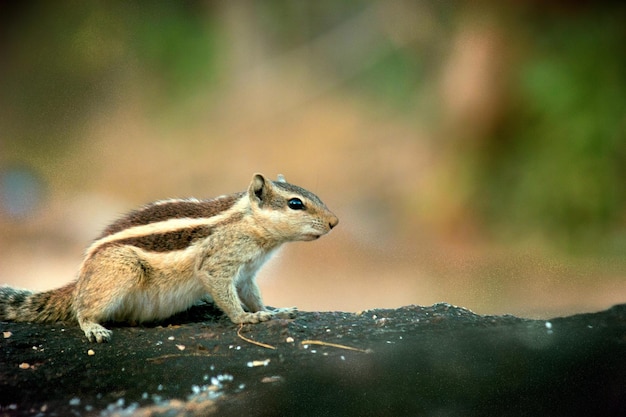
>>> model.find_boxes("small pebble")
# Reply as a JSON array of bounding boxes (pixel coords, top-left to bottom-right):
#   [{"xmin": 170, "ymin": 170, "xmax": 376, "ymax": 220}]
[
  {"xmin": 247, "ymin": 359, "xmax": 270, "ymax": 367},
  {"xmin": 261, "ymin": 376, "xmax": 283, "ymax": 383}
]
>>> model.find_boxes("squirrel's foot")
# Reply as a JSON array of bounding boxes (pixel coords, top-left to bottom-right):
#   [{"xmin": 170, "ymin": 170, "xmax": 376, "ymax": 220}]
[
  {"xmin": 231, "ymin": 307, "xmax": 297, "ymax": 324},
  {"xmin": 268, "ymin": 307, "xmax": 297, "ymax": 319},
  {"xmin": 81, "ymin": 322, "xmax": 113, "ymax": 343},
  {"xmin": 232, "ymin": 307, "xmax": 298, "ymax": 324},
  {"xmin": 232, "ymin": 311, "xmax": 273, "ymax": 324}
]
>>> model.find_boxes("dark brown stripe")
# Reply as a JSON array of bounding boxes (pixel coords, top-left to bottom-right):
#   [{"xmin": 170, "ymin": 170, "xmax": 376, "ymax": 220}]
[
  {"xmin": 92, "ymin": 212, "xmax": 246, "ymax": 256},
  {"xmin": 111, "ymin": 225, "xmax": 214, "ymax": 253},
  {"xmin": 98, "ymin": 193, "xmax": 244, "ymax": 239}
]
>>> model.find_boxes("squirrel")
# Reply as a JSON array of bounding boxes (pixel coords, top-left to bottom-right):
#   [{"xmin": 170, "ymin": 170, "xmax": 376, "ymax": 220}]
[{"xmin": 0, "ymin": 173, "xmax": 338, "ymax": 343}]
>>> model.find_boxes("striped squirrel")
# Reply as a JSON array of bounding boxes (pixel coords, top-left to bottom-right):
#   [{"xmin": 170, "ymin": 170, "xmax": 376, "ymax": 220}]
[{"xmin": 0, "ymin": 173, "xmax": 338, "ymax": 342}]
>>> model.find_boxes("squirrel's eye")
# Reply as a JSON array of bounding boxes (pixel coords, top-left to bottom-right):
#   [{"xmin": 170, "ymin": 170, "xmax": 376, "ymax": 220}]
[{"xmin": 288, "ymin": 198, "xmax": 305, "ymax": 210}]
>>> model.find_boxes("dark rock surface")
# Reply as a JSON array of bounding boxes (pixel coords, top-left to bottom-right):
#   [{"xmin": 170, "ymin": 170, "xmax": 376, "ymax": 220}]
[{"xmin": 1, "ymin": 302, "xmax": 625, "ymax": 417}]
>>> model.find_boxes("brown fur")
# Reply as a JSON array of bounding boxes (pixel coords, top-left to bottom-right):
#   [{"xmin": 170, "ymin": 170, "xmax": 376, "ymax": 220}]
[{"xmin": 0, "ymin": 174, "xmax": 338, "ymax": 342}]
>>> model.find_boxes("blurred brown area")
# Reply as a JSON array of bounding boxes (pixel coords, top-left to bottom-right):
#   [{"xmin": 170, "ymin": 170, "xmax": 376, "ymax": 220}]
[{"xmin": 0, "ymin": 1, "xmax": 624, "ymax": 319}]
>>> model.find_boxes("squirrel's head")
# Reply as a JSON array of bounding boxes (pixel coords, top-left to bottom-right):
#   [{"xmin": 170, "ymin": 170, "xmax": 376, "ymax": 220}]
[{"xmin": 247, "ymin": 173, "xmax": 338, "ymax": 242}]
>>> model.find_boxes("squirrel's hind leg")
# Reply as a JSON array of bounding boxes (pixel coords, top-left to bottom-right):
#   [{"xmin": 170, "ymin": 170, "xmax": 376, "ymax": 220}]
[{"xmin": 74, "ymin": 246, "xmax": 148, "ymax": 343}]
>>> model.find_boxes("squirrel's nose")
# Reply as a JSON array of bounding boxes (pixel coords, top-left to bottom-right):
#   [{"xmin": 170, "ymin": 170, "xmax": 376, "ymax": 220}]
[{"xmin": 329, "ymin": 215, "xmax": 339, "ymax": 229}]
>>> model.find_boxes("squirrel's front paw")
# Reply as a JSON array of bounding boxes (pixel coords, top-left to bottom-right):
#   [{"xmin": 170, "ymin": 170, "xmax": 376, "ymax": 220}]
[
  {"xmin": 233, "ymin": 311, "xmax": 273, "ymax": 324},
  {"xmin": 269, "ymin": 307, "xmax": 297, "ymax": 319}
]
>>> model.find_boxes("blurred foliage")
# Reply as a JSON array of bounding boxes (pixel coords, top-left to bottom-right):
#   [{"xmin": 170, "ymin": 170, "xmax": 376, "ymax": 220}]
[
  {"xmin": 0, "ymin": 1, "xmax": 624, "ymax": 254},
  {"xmin": 477, "ymin": 8, "xmax": 626, "ymax": 253},
  {"xmin": 0, "ymin": 0, "xmax": 218, "ymax": 159},
  {"xmin": 259, "ymin": 1, "xmax": 369, "ymax": 47},
  {"xmin": 349, "ymin": 46, "xmax": 424, "ymax": 112}
]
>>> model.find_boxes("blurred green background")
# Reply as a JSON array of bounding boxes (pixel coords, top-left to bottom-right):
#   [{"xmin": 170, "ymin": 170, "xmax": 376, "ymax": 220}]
[{"xmin": 1, "ymin": 1, "xmax": 624, "ymax": 318}]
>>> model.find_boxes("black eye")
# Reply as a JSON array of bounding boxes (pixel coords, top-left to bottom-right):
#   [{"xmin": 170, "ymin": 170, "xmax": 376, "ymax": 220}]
[{"xmin": 288, "ymin": 198, "xmax": 305, "ymax": 210}]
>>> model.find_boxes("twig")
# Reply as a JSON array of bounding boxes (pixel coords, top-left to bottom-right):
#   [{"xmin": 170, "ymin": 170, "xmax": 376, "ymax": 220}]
[
  {"xmin": 146, "ymin": 352, "xmax": 215, "ymax": 362},
  {"xmin": 300, "ymin": 340, "xmax": 371, "ymax": 353},
  {"xmin": 237, "ymin": 324, "xmax": 276, "ymax": 350}
]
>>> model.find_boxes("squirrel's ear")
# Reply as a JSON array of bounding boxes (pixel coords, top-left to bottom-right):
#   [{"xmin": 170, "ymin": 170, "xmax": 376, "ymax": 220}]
[
  {"xmin": 250, "ymin": 173, "xmax": 271, "ymax": 204},
  {"xmin": 277, "ymin": 174, "xmax": 286, "ymax": 183}
]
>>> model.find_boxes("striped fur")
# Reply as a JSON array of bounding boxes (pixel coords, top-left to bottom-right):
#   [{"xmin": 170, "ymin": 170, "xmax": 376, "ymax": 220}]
[
  {"xmin": 98, "ymin": 194, "xmax": 244, "ymax": 238},
  {"xmin": 85, "ymin": 195, "xmax": 249, "ymax": 258}
]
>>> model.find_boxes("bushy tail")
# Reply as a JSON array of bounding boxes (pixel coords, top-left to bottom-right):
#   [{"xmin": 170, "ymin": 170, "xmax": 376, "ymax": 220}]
[{"xmin": 0, "ymin": 284, "xmax": 76, "ymax": 323}]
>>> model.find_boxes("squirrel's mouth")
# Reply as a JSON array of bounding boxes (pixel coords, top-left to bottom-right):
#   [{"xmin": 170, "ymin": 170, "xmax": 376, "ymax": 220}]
[{"xmin": 302, "ymin": 233, "xmax": 322, "ymax": 241}]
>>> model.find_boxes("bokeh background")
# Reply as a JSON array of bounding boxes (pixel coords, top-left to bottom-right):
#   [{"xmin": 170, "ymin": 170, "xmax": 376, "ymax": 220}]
[{"xmin": 1, "ymin": 1, "xmax": 625, "ymax": 319}]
